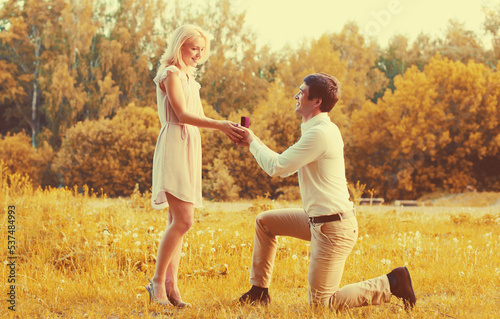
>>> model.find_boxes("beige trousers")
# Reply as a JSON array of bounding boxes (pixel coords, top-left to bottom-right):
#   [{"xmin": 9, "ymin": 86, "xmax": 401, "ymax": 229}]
[{"xmin": 249, "ymin": 208, "xmax": 392, "ymax": 309}]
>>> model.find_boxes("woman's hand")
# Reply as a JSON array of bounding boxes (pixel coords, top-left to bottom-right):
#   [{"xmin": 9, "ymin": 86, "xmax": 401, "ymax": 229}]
[{"xmin": 218, "ymin": 120, "xmax": 245, "ymax": 143}]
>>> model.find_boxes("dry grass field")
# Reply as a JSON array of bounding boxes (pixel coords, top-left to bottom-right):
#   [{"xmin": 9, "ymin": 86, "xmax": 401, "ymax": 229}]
[{"xmin": 1, "ymin": 173, "xmax": 500, "ymax": 318}]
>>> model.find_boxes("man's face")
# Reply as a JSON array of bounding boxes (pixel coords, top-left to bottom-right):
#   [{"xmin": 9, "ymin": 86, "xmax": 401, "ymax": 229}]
[{"xmin": 294, "ymin": 83, "xmax": 318, "ymax": 118}]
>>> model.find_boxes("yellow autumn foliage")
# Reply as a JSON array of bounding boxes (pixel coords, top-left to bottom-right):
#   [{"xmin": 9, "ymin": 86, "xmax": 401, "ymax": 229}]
[
  {"xmin": 52, "ymin": 104, "xmax": 159, "ymax": 196},
  {"xmin": 0, "ymin": 132, "xmax": 54, "ymax": 186},
  {"xmin": 349, "ymin": 55, "xmax": 500, "ymax": 200}
]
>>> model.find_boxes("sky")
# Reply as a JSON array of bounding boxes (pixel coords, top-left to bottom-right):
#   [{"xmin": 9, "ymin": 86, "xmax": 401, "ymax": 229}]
[{"xmin": 231, "ymin": 0, "xmax": 497, "ymax": 51}]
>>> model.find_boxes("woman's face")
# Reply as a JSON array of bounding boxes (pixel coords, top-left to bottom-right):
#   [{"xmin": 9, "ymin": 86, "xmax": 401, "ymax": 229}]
[{"xmin": 181, "ymin": 36, "xmax": 206, "ymax": 68}]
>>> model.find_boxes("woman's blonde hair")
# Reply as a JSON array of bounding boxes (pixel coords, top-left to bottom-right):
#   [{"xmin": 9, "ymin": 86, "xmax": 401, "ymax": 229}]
[{"xmin": 157, "ymin": 24, "xmax": 211, "ymax": 76}]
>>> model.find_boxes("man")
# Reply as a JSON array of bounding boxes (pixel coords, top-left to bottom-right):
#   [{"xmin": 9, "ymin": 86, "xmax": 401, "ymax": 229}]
[{"xmin": 237, "ymin": 73, "xmax": 416, "ymax": 311}]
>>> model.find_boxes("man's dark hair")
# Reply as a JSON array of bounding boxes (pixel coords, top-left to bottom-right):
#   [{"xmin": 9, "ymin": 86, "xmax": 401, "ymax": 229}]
[{"xmin": 303, "ymin": 73, "xmax": 342, "ymax": 112}]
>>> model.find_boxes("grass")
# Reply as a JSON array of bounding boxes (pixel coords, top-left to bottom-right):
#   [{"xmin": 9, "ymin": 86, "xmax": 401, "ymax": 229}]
[{"xmin": 1, "ymin": 174, "xmax": 500, "ymax": 318}]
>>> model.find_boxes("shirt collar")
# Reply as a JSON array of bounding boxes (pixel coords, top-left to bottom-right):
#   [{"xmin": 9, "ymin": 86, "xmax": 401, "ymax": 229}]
[{"xmin": 301, "ymin": 113, "xmax": 330, "ymax": 133}]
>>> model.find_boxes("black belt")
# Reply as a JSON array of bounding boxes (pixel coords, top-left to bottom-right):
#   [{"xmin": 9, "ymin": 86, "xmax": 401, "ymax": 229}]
[{"xmin": 309, "ymin": 211, "xmax": 355, "ymax": 223}]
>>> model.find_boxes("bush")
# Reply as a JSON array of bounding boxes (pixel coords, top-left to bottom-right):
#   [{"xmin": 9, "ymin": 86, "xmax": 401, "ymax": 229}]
[
  {"xmin": 53, "ymin": 104, "xmax": 159, "ymax": 196},
  {"xmin": 0, "ymin": 132, "xmax": 54, "ymax": 186}
]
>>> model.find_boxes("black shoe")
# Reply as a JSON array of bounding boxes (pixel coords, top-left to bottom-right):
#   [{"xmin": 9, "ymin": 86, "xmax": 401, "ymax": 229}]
[
  {"xmin": 388, "ymin": 267, "xmax": 416, "ymax": 311},
  {"xmin": 238, "ymin": 286, "xmax": 271, "ymax": 305}
]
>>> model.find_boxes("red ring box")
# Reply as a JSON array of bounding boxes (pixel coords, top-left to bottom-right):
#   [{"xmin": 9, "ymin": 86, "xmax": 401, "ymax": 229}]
[{"xmin": 240, "ymin": 116, "xmax": 250, "ymax": 128}]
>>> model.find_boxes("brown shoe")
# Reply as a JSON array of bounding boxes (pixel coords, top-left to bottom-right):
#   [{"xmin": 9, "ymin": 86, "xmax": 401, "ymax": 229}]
[
  {"xmin": 238, "ymin": 286, "xmax": 271, "ymax": 305},
  {"xmin": 388, "ymin": 267, "xmax": 416, "ymax": 311}
]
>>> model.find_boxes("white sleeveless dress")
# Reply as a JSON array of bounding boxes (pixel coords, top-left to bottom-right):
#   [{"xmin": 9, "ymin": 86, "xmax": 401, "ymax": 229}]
[{"xmin": 151, "ymin": 65, "xmax": 203, "ymax": 209}]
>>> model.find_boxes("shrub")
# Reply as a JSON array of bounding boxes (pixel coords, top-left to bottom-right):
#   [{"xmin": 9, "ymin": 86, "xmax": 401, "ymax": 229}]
[
  {"xmin": 0, "ymin": 132, "xmax": 54, "ymax": 186},
  {"xmin": 53, "ymin": 104, "xmax": 159, "ymax": 196}
]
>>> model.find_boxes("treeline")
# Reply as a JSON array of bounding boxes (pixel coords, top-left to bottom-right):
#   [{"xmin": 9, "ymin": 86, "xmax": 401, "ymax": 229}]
[{"xmin": 1, "ymin": 0, "xmax": 499, "ymax": 201}]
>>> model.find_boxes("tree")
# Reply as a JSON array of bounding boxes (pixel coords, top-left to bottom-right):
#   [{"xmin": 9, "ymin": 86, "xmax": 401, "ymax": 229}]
[
  {"xmin": 0, "ymin": 0, "xmax": 67, "ymax": 146},
  {"xmin": 195, "ymin": 0, "xmax": 274, "ymax": 117},
  {"xmin": 483, "ymin": 4, "xmax": 500, "ymax": 64},
  {"xmin": 350, "ymin": 54, "xmax": 500, "ymax": 200}
]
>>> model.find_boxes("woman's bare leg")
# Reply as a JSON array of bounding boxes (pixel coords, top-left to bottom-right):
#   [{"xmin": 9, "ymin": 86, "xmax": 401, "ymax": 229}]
[{"xmin": 151, "ymin": 193, "xmax": 193, "ymax": 301}]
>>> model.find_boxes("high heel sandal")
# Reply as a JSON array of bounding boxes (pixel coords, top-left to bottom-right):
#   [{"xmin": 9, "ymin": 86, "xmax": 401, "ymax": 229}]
[{"xmin": 145, "ymin": 279, "xmax": 172, "ymax": 307}]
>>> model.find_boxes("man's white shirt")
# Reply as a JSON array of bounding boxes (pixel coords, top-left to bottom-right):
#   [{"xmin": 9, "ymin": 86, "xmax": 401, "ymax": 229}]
[{"xmin": 249, "ymin": 112, "xmax": 353, "ymax": 217}]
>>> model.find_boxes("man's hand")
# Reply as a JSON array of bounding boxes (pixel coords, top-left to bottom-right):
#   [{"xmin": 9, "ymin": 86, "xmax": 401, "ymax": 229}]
[{"xmin": 237, "ymin": 126, "xmax": 256, "ymax": 147}]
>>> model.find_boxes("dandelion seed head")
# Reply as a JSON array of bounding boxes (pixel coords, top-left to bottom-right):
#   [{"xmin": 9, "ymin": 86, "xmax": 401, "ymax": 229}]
[
  {"xmin": 132, "ymin": 233, "xmax": 138, "ymax": 238},
  {"xmin": 292, "ymin": 255, "xmax": 297, "ymax": 260},
  {"xmin": 149, "ymin": 226, "xmax": 154, "ymax": 231},
  {"xmin": 211, "ymin": 248, "xmax": 216, "ymax": 252}
]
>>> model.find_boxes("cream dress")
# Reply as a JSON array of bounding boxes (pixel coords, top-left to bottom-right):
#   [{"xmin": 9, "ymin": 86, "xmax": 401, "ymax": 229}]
[{"xmin": 151, "ymin": 65, "xmax": 203, "ymax": 209}]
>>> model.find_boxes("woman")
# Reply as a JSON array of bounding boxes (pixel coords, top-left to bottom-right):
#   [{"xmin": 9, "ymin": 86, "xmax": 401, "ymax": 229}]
[{"xmin": 146, "ymin": 24, "xmax": 243, "ymax": 307}]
